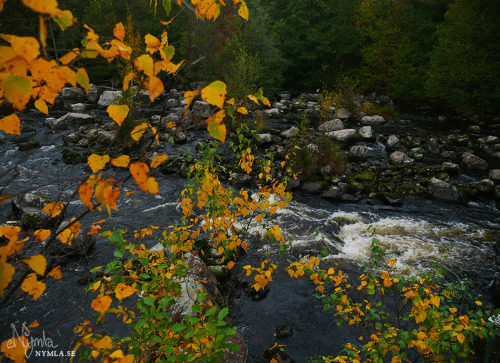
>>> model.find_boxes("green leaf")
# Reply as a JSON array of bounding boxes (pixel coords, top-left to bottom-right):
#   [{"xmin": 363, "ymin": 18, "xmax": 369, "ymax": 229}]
[
  {"xmin": 114, "ymin": 251, "xmax": 124, "ymax": 258},
  {"xmin": 162, "ymin": 0, "xmax": 171, "ymax": 14},
  {"xmin": 135, "ymin": 318, "xmax": 147, "ymax": 330},
  {"xmin": 171, "ymin": 323, "xmax": 185, "ymax": 332},
  {"xmin": 205, "ymin": 306, "xmax": 217, "ymax": 317},
  {"xmin": 218, "ymin": 307, "xmax": 229, "ymax": 321},
  {"xmin": 225, "ymin": 343, "xmax": 241, "ymax": 352},
  {"xmin": 143, "ymin": 296, "xmax": 155, "ymax": 306}
]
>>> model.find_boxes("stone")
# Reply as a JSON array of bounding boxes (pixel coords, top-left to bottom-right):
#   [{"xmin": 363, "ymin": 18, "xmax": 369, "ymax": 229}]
[
  {"xmin": 208, "ymin": 265, "xmax": 230, "ymax": 280},
  {"xmin": 489, "ymin": 169, "xmax": 500, "ymax": 184},
  {"xmin": 326, "ymin": 129, "xmax": 357, "ymax": 143},
  {"xmin": 429, "ymin": 178, "xmax": 459, "ymax": 200},
  {"xmin": 278, "ymin": 91, "xmax": 291, "ymax": 100},
  {"xmin": 192, "ymin": 101, "xmax": 211, "ymax": 118},
  {"xmin": 61, "ymin": 87, "xmax": 85, "ymax": 98},
  {"xmin": 275, "ymin": 324, "xmax": 293, "ymax": 338},
  {"xmin": 221, "ymin": 333, "xmax": 248, "ymax": 363},
  {"xmin": 468, "ymin": 125, "xmax": 481, "ymax": 133},
  {"xmin": 169, "ymin": 127, "xmax": 187, "ymax": 144},
  {"xmin": 257, "ymin": 133, "xmax": 272, "ymax": 145},
  {"xmin": 478, "ymin": 179, "xmax": 495, "ymax": 193},
  {"xmin": 386, "ymin": 135, "xmax": 401, "ymax": 151},
  {"xmin": 334, "ymin": 108, "xmax": 351, "ymax": 120},
  {"xmin": 286, "ymin": 178, "xmax": 301, "ymax": 191},
  {"xmin": 361, "ymin": 115, "xmax": 386, "ymax": 125},
  {"xmin": 383, "ymin": 195, "xmax": 403, "ymax": 207},
  {"xmin": 349, "ymin": 145, "xmax": 368, "ymax": 158},
  {"xmin": 230, "ymin": 173, "xmax": 252, "ymax": 188},
  {"xmin": 306, "ymin": 143, "xmax": 319, "ymax": 153},
  {"xmin": 340, "ymin": 193, "xmax": 359, "ymax": 203},
  {"xmin": 71, "ymin": 103, "xmax": 86, "ymax": 112},
  {"xmin": 98, "ymin": 130, "xmax": 117, "ymax": 142},
  {"xmin": 87, "ymin": 84, "xmax": 100, "ymax": 103},
  {"xmin": 319, "ymin": 119, "xmax": 344, "ymax": 132},
  {"xmin": 281, "ymin": 126, "xmax": 299, "ymax": 139},
  {"xmin": 50, "ymin": 112, "xmax": 94, "ymax": 130},
  {"xmin": 265, "ymin": 108, "xmax": 280, "ymax": 116},
  {"xmin": 478, "ymin": 135, "xmax": 499, "ymax": 145},
  {"xmin": 462, "ymin": 152, "xmax": 489, "ymax": 171},
  {"xmin": 320, "ymin": 165, "xmax": 333, "ymax": 176},
  {"xmin": 358, "ymin": 126, "xmax": 374, "ymax": 140},
  {"xmin": 98, "ymin": 90, "xmax": 122, "ymax": 107},
  {"xmin": 301, "ymin": 182, "xmax": 322, "ymax": 194},
  {"xmin": 441, "ymin": 162, "xmax": 460, "ymax": 173},
  {"xmin": 165, "ymin": 98, "xmax": 178, "ymax": 109},
  {"xmin": 321, "ymin": 186, "xmax": 343, "ymax": 200},
  {"xmin": 390, "ymin": 151, "xmax": 415, "ymax": 166}
]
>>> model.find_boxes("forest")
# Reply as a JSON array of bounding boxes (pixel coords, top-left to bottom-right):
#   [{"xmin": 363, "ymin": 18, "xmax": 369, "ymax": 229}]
[{"xmin": 0, "ymin": 0, "xmax": 500, "ymax": 362}]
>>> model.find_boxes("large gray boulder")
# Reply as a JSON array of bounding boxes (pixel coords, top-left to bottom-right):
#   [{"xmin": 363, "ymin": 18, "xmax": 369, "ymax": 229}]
[
  {"xmin": 361, "ymin": 115, "xmax": 386, "ymax": 125},
  {"xmin": 489, "ymin": 169, "xmax": 500, "ymax": 184},
  {"xmin": 358, "ymin": 126, "xmax": 374, "ymax": 140},
  {"xmin": 386, "ymin": 135, "xmax": 402, "ymax": 151},
  {"xmin": 390, "ymin": 151, "xmax": 415, "ymax": 166},
  {"xmin": 98, "ymin": 90, "xmax": 122, "ymax": 107},
  {"xmin": 429, "ymin": 178, "xmax": 459, "ymax": 201},
  {"xmin": 326, "ymin": 129, "xmax": 357, "ymax": 143},
  {"xmin": 61, "ymin": 87, "xmax": 85, "ymax": 98},
  {"xmin": 192, "ymin": 100, "xmax": 211, "ymax": 118},
  {"xmin": 349, "ymin": 145, "xmax": 369, "ymax": 158},
  {"xmin": 462, "ymin": 152, "xmax": 489, "ymax": 171},
  {"xmin": 50, "ymin": 112, "xmax": 94, "ymax": 130},
  {"xmin": 319, "ymin": 119, "xmax": 344, "ymax": 132}
]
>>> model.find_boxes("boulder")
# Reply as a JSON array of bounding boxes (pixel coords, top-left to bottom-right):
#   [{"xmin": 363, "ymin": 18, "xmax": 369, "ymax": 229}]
[
  {"xmin": 320, "ymin": 165, "xmax": 333, "ymax": 176},
  {"xmin": 61, "ymin": 87, "xmax": 85, "ymax": 98},
  {"xmin": 478, "ymin": 179, "xmax": 495, "ymax": 193},
  {"xmin": 192, "ymin": 101, "xmax": 211, "ymax": 118},
  {"xmin": 478, "ymin": 135, "xmax": 499, "ymax": 145},
  {"xmin": 462, "ymin": 152, "xmax": 489, "ymax": 171},
  {"xmin": 301, "ymin": 182, "xmax": 322, "ymax": 194},
  {"xmin": 389, "ymin": 151, "xmax": 415, "ymax": 167},
  {"xmin": 326, "ymin": 129, "xmax": 357, "ymax": 143},
  {"xmin": 71, "ymin": 103, "xmax": 86, "ymax": 112},
  {"xmin": 50, "ymin": 112, "xmax": 94, "ymax": 130},
  {"xmin": 286, "ymin": 178, "xmax": 301, "ymax": 191},
  {"xmin": 386, "ymin": 135, "xmax": 401, "ymax": 151},
  {"xmin": 98, "ymin": 90, "xmax": 122, "ymax": 107},
  {"xmin": 321, "ymin": 186, "xmax": 343, "ymax": 200},
  {"xmin": 361, "ymin": 115, "xmax": 386, "ymax": 125},
  {"xmin": 265, "ymin": 108, "xmax": 280, "ymax": 117},
  {"xmin": 281, "ymin": 126, "xmax": 299, "ymax": 139},
  {"xmin": 168, "ymin": 127, "xmax": 187, "ymax": 144},
  {"xmin": 334, "ymin": 108, "xmax": 351, "ymax": 120},
  {"xmin": 441, "ymin": 162, "xmax": 460, "ymax": 173},
  {"xmin": 318, "ymin": 119, "xmax": 344, "ymax": 132},
  {"xmin": 489, "ymin": 169, "xmax": 500, "ymax": 184},
  {"xmin": 358, "ymin": 126, "xmax": 374, "ymax": 140},
  {"xmin": 429, "ymin": 178, "xmax": 459, "ymax": 201},
  {"xmin": 256, "ymin": 133, "xmax": 272, "ymax": 145},
  {"xmin": 87, "ymin": 84, "xmax": 100, "ymax": 103},
  {"xmin": 165, "ymin": 98, "xmax": 178, "ymax": 109},
  {"xmin": 162, "ymin": 113, "xmax": 179, "ymax": 124},
  {"xmin": 349, "ymin": 145, "xmax": 369, "ymax": 158}
]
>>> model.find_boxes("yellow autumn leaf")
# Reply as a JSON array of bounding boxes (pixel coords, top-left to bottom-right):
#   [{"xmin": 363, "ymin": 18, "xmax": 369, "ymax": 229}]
[
  {"xmin": 150, "ymin": 154, "xmax": 168, "ymax": 168},
  {"xmin": 111, "ymin": 155, "xmax": 130, "ymax": 168},
  {"xmin": 183, "ymin": 89, "xmax": 200, "ymax": 115},
  {"xmin": 1, "ymin": 74, "xmax": 33, "ymax": 111},
  {"xmin": 88, "ymin": 154, "xmax": 110, "ymax": 173},
  {"xmin": 58, "ymin": 228, "xmax": 74, "ymax": 245},
  {"xmin": 135, "ymin": 54, "xmax": 154, "ymax": 77},
  {"xmin": 130, "ymin": 122, "xmax": 149, "ymax": 141},
  {"xmin": 227, "ymin": 261, "xmax": 235, "ymax": 270},
  {"xmin": 107, "ymin": 105, "xmax": 129, "ymax": 126},
  {"xmin": 23, "ymin": 254, "xmax": 46, "ymax": 275},
  {"xmin": 206, "ymin": 109, "xmax": 226, "ymax": 143},
  {"xmin": 238, "ymin": 1, "xmax": 249, "ymax": 20},
  {"xmin": 59, "ymin": 48, "xmax": 79, "ymax": 65},
  {"xmin": 113, "ymin": 22, "xmax": 125, "ymax": 41},
  {"xmin": 22, "ymin": 0, "xmax": 59, "ymax": 14},
  {"xmin": 91, "ymin": 295, "xmax": 112, "ymax": 314},
  {"xmin": 34, "ymin": 99, "xmax": 48, "ymax": 115},
  {"xmin": 115, "ymin": 283, "xmax": 137, "ymax": 300},
  {"xmin": 0, "ymin": 262, "xmax": 15, "ymax": 297},
  {"xmin": 130, "ymin": 162, "xmax": 149, "ymax": 184},
  {"xmin": 1, "ymin": 336, "xmax": 29, "ymax": 363},
  {"xmin": 29, "ymin": 58, "xmax": 50, "ymax": 81},
  {"xmin": 93, "ymin": 335, "xmax": 113, "ymax": 350},
  {"xmin": 145, "ymin": 34, "xmax": 161, "ymax": 54},
  {"xmin": 21, "ymin": 273, "xmax": 46, "ymax": 300},
  {"xmin": 28, "ymin": 320, "xmax": 39, "ymax": 328},
  {"xmin": 0, "ymin": 0, "xmax": 6, "ymax": 12},
  {"xmin": 145, "ymin": 76, "xmax": 164, "ymax": 102},
  {"xmin": 122, "ymin": 72, "xmax": 135, "ymax": 91},
  {"xmin": 79, "ymin": 183, "xmax": 94, "ymax": 212},
  {"xmin": 42, "ymin": 202, "xmax": 64, "ymax": 218},
  {"xmin": 201, "ymin": 81, "xmax": 226, "ymax": 109},
  {"xmin": 0, "ymin": 114, "xmax": 21, "ymax": 135},
  {"xmin": 138, "ymin": 177, "xmax": 159, "ymax": 195},
  {"xmin": 76, "ymin": 68, "xmax": 89, "ymax": 93},
  {"xmin": 48, "ymin": 266, "xmax": 62, "ymax": 279},
  {"xmin": 237, "ymin": 107, "xmax": 248, "ymax": 114},
  {"xmin": 9, "ymin": 35, "xmax": 40, "ymax": 62}
]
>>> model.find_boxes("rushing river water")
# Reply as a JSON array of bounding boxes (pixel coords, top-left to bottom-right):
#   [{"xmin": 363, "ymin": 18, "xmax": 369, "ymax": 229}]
[{"xmin": 0, "ymin": 104, "xmax": 499, "ymax": 361}]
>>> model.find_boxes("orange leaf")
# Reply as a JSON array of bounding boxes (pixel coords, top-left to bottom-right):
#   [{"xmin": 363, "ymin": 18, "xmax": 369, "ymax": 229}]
[
  {"xmin": 1, "ymin": 336, "xmax": 29, "ymax": 363},
  {"xmin": 59, "ymin": 48, "xmax": 79, "ymax": 65},
  {"xmin": 93, "ymin": 335, "xmax": 113, "ymax": 350},
  {"xmin": 1, "ymin": 74, "xmax": 32, "ymax": 111},
  {"xmin": 0, "ymin": 262, "xmax": 14, "ymax": 297},
  {"xmin": 238, "ymin": 1, "xmax": 249, "ymax": 20},
  {"xmin": 34, "ymin": 99, "xmax": 48, "ymax": 115},
  {"xmin": 48, "ymin": 266, "xmax": 62, "ymax": 279},
  {"xmin": 201, "ymin": 81, "xmax": 226, "ymax": 109},
  {"xmin": 28, "ymin": 320, "xmax": 39, "ymax": 328},
  {"xmin": 79, "ymin": 183, "xmax": 94, "ymax": 212},
  {"xmin": 29, "ymin": 58, "xmax": 50, "ymax": 81},
  {"xmin": 150, "ymin": 154, "xmax": 168, "ymax": 168},
  {"xmin": 58, "ymin": 228, "xmax": 74, "ymax": 245},
  {"xmin": 145, "ymin": 76, "xmax": 164, "ymax": 102},
  {"xmin": 111, "ymin": 155, "xmax": 130, "ymax": 168},
  {"xmin": 68, "ymin": 219, "xmax": 81, "ymax": 235},
  {"xmin": 0, "ymin": 0, "xmax": 6, "ymax": 12},
  {"xmin": 22, "ymin": 0, "xmax": 59, "ymax": 15},
  {"xmin": 115, "ymin": 283, "xmax": 137, "ymax": 299},
  {"xmin": 107, "ymin": 105, "xmax": 129, "ymax": 126},
  {"xmin": 87, "ymin": 154, "xmax": 110, "ymax": 173},
  {"xmin": 138, "ymin": 177, "xmax": 159, "ymax": 195},
  {"xmin": 130, "ymin": 162, "xmax": 149, "ymax": 184},
  {"xmin": 21, "ymin": 273, "xmax": 46, "ymax": 300},
  {"xmin": 237, "ymin": 107, "xmax": 248, "ymax": 114},
  {"xmin": 227, "ymin": 261, "xmax": 235, "ymax": 270},
  {"xmin": 135, "ymin": 54, "xmax": 154, "ymax": 76},
  {"xmin": 122, "ymin": 72, "xmax": 135, "ymax": 91},
  {"xmin": 145, "ymin": 34, "xmax": 161, "ymax": 54},
  {"xmin": 23, "ymin": 254, "xmax": 46, "ymax": 275},
  {"xmin": 34, "ymin": 229, "xmax": 51, "ymax": 242},
  {"xmin": 94, "ymin": 180, "xmax": 119, "ymax": 216},
  {"xmin": 183, "ymin": 89, "xmax": 200, "ymax": 116},
  {"xmin": 58, "ymin": 66, "xmax": 77, "ymax": 87},
  {"xmin": 10, "ymin": 35, "xmax": 40, "ymax": 62},
  {"xmin": 53, "ymin": 10, "xmax": 74, "ymax": 31},
  {"xmin": 91, "ymin": 295, "xmax": 112, "ymax": 314},
  {"xmin": 113, "ymin": 22, "xmax": 125, "ymax": 41},
  {"xmin": 0, "ymin": 114, "xmax": 21, "ymax": 135},
  {"xmin": 130, "ymin": 122, "xmax": 148, "ymax": 141},
  {"xmin": 42, "ymin": 202, "xmax": 64, "ymax": 218}
]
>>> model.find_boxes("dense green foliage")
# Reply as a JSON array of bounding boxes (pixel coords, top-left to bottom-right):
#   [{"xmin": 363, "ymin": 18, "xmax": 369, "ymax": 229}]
[{"xmin": 2, "ymin": 0, "xmax": 498, "ymax": 112}]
